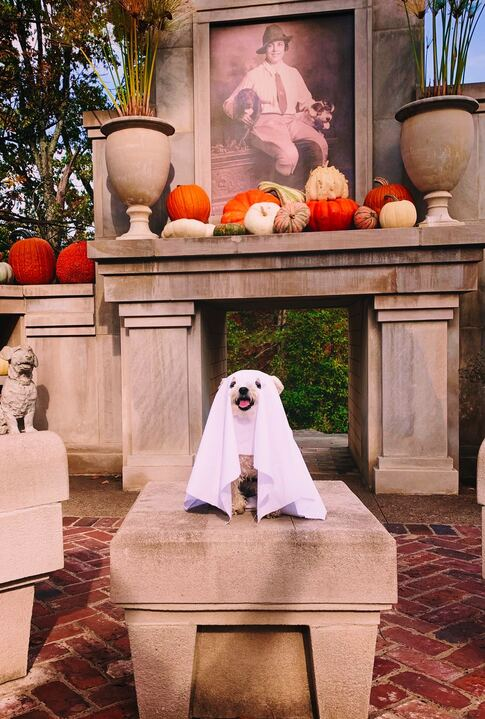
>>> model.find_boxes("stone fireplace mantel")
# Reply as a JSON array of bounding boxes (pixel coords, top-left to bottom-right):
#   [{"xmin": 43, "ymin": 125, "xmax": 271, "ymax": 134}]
[{"xmin": 90, "ymin": 224, "xmax": 485, "ymax": 493}]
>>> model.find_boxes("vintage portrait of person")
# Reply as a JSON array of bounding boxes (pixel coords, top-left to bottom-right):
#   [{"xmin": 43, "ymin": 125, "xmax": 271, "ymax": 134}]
[{"xmin": 210, "ymin": 14, "xmax": 355, "ymax": 215}]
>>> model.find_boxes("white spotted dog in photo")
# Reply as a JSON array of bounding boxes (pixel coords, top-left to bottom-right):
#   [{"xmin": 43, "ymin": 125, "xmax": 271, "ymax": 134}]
[
  {"xmin": 185, "ymin": 369, "xmax": 327, "ymax": 522},
  {"xmin": 303, "ymin": 99, "xmax": 335, "ymax": 134}
]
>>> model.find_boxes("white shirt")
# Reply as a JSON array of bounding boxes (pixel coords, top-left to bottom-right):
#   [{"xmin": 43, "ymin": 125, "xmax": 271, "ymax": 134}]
[{"xmin": 223, "ymin": 61, "xmax": 314, "ymax": 118}]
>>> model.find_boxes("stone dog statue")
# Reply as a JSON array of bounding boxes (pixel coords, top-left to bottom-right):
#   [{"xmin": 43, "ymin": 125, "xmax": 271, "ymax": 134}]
[{"xmin": 0, "ymin": 345, "xmax": 38, "ymax": 434}]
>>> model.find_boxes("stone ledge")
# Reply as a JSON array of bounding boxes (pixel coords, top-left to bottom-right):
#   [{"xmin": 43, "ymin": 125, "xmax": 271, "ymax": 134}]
[
  {"xmin": 0, "ymin": 284, "xmax": 94, "ymax": 300},
  {"xmin": 89, "ymin": 223, "xmax": 485, "ymax": 260}
]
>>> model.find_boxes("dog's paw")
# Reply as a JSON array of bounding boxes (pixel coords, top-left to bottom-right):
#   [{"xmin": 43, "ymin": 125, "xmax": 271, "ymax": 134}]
[
  {"xmin": 265, "ymin": 510, "xmax": 282, "ymax": 519},
  {"xmin": 232, "ymin": 498, "xmax": 247, "ymax": 515}
]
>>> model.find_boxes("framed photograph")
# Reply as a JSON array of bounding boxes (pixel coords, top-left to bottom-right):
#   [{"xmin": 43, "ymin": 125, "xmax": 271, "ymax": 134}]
[{"xmin": 194, "ymin": 0, "xmax": 372, "ymax": 218}]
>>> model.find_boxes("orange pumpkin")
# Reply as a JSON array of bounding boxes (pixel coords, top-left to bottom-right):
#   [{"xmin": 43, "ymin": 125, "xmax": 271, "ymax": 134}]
[
  {"xmin": 221, "ymin": 189, "xmax": 280, "ymax": 224},
  {"xmin": 364, "ymin": 177, "xmax": 413, "ymax": 213},
  {"xmin": 166, "ymin": 184, "xmax": 211, "ymax": 222},
  {"xmin": 307, "ymin": 199, "xmax": 359, "ymax": 231},
  {"xmin": 9, "ymin": 237, "xmax": 55, "ymax": 285},
  {"xmin": 56, "ymin": 241, "xmax": 95, "ymax": 284}
]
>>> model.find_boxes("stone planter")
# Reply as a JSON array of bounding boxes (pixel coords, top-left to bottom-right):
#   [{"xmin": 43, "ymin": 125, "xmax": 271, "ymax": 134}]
[
  {"xmin": 395, "ymin": 95, "xmax": 478, "ymax": 227},
  {"xmin": 101, "ymin": 116, "xmax": 175, "ymax": 240}
]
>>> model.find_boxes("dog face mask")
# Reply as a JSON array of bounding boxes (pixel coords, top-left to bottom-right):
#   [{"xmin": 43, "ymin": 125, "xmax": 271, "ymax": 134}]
[{"xmin": 184, "ymin": 369, "xmax": 327, "ymax": 521}]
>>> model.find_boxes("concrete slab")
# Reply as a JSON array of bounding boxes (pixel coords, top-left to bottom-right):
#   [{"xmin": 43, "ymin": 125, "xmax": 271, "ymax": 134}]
[
  {"xmin": 110, "ymin": 480, "xmax": 397, "ymax": 606},
  {"xmin": 0, "ymin": 432, "xmax": 69, "ymax": 512},
  {"xmin": 0, "ymin": 504, "xmax": 64, "ymax": 585}
]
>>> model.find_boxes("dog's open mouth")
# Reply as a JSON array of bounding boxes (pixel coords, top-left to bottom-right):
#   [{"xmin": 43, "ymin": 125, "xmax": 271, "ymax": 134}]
[{"xmin": 236, "ymin": 397, "xmax": 254, "ymax": 411}]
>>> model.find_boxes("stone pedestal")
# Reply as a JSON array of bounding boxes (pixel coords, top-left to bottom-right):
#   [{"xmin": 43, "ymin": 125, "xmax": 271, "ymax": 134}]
[
  {"xmin": 0, "ymin": 431, "xmax": 68, "ymax": 684},
  {"xmin": 117, "ymin": 301, "xmax": 225, "ymax": 490},
  {"xmin": 374, "ymin": 294, "xmax": 460, "ymax": 494},
  {"xmin": 110, "ymin": 480, "xmax": 397, "ymax": 719},
  {"xmin": 0, "ymin": 586, "xmax": 35, "ymax": 683}
]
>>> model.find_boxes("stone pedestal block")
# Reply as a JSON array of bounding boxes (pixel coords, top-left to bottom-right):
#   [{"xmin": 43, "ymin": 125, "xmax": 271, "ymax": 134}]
[
  {"xmin": 117, "ymin": 301, "xmax": 225, "ymax": 490},
  {"xmin": 110, "ymin": 480, "xmax": 397, "ymax": 718},
  {"xmin": 0, "ymin": 431, "xmax": 69, "ymax": 511},
  {"xmin": 0, "ymin": 586, "xmax": 34, "ymax": 684},
  {"xmin": 0, "ymin": 431, "xmax": 68, "ymax": 684},
  {"xmin": 374, "ymin": 295, "xmax": 460, "ymax": 494}
]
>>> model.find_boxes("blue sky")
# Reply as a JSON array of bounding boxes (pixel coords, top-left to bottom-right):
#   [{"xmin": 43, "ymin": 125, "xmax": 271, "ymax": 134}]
[
  {"xmin": 465, "ymin": 22, "xmax": 485, "ymax": 83},
  {"xmin": 424, "ymin": 11, "xmax": 485, "ymax": 84}
]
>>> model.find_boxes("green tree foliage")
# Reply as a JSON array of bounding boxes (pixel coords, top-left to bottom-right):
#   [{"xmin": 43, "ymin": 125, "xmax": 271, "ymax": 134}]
[
  {"xmin": 0, "ymin": 0, "xmax": 108, "ymax": 252},
  {"xmin": 227, "ymin": 308, "xmax": 349, "ymax": 432}
]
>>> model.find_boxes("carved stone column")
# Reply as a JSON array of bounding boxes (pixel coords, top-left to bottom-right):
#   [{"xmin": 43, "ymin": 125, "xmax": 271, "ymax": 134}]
[
  {"xmin": 118, "ymin": 301, "xmax": 225, "ymax": 490},
  {"xmin": 374, "ymin": 294, "xmax": 459, "ymax": 494}
]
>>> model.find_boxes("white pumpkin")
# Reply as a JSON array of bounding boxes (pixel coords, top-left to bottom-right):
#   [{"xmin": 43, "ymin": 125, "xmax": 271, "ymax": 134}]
[
  {"xmin": 379, "ymin": 197, "xmax": 417, "ymax": 228},
  {"xmin": 305, "ymin": 162, "xmax": 349, "ymax": 201},
  {"xmin": 0, "ymin": 261, "xmax": 14, "ymax": 284},
  {"xmin": 244, "ymin": 202, "xmax": 280, "ymax": 235},
  {"xmin": 161, "ymin": 219, "xmax": 215, "ymax": 239}
]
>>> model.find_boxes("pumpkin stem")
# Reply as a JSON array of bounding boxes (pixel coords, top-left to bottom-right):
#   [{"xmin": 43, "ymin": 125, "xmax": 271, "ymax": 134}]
[
  {"xmin": 373, "ymin": 177, "xmax": 390, "ymax": 187},
  {"xmin": 383, "ymin": 194, "xmax": 400, "ymax": 203}
]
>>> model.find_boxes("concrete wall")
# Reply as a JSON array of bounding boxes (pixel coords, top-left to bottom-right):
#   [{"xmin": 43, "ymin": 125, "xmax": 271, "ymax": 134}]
[
  {"xmin": 372, "ymin": 2, "xmax": 485, "ymax": 476},
  {"xmin": 79, "ymin": 1, "xmax": 482, "ymax": 481},
  {"xmin": 0, "ymin": 285, "xmax": 122, "ymax": 474},
  {"xmin": 149, "ymin": 0, "xmax": 484, "ymax": 476}
]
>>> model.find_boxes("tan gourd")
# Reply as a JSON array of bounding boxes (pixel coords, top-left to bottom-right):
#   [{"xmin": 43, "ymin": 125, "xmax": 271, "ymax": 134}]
[
  {"xmin": 0, "ymin": 262, "xmax": 14, "ymax": 284},
  {"xmin": 161, "ymin": 219, "xmax": 215, "ymax": 238},
  {"xmin": 273, "ymin": 202, "xmax": 310, "ymax": 233},
  {"xmin": 379, "ymin": 194, "xmax": 417, "ymax": 228},
  {"xmin": 304, "ymin": 162, "xmax": 349, "ymax": 201}
]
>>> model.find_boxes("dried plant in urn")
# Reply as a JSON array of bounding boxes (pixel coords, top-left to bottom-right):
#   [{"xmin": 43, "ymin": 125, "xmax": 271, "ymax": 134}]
[
  {"xmin": 77, "ymin": 0, "xmax": 193, "ymax": 239},
  {"xmin": 80, "ymin": 0, "xmax": 192, "ymax": 116},
  {"xmin": 400, "ymin": 0, "xmax": 484, "ymax": 97},
  {"xmin": 395, "ymin": 0, "xmax": 482, "ymax": 226}
]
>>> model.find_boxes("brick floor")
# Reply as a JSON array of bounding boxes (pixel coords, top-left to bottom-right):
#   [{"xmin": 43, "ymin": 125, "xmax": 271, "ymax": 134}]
[{"xmin": 0, "ymin": 519, "xmax": 483, "ymax": 719}]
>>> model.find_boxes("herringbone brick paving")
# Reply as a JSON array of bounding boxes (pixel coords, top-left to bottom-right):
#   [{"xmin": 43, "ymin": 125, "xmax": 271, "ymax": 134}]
[{"xmin": 1, "ymin": 440, "xmax": 484, "ymax": 718}]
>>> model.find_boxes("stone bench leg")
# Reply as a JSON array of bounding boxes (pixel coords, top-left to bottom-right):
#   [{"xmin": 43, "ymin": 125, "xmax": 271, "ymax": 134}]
[
  {"xmin": 0, "ymin": 585, "xmax": 34, "ymax": 683},
  {"xmin": 126, "ymin": 610, "xmax": 380, "ymax": 719},
  {"xmin": 127, "ymin": 621, "xmax": 197, "ymax": 719},
  {"xmin": 309, "ymin": 621, "xmax": 378, "ymax": 719}
]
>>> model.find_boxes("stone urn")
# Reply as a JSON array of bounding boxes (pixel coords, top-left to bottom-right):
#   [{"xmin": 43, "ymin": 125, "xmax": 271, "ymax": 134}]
[
  {"xmin": 395, "ymin": 95, "xmax": 478, "ymax": 226},
  {"xmin": 101, "ymin": 116, "xmax": 175, "ymax": 240}
]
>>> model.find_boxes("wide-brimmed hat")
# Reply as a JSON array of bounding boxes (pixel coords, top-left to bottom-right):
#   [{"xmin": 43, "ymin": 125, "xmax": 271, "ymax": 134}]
[{"xmin": 256, "ymin": 24, "xmax": 292, "ymax": 54}]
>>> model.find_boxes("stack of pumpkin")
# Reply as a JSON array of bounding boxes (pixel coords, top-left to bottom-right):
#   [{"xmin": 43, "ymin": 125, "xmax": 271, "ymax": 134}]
[
  {"xmin": 0, "ymin": 238, "xmax": 95, "ymax": 286},
  {"xmin": 161, "ymin": 166, "xmax": 417, "ymax": 239},
  {"xmin": 356, "ymin": 177, "xmax": 417, "ymax": 230}
]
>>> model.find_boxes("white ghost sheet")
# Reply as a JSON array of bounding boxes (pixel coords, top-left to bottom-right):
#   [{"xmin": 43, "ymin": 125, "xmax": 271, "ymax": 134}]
[{"xmin": 184, "ymin": 369, "xmax": 327, "ymax": 521}]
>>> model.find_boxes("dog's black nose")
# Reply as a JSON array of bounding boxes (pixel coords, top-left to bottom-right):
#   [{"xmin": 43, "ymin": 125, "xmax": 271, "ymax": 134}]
[{"xmin": 239, "ymin": 387, "xmax": 249, "ymax": 396}]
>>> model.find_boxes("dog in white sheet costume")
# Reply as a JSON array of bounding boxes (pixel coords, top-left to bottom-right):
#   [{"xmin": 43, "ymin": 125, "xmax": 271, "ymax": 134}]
[{"xmin": 184, "ymin": 370, "xmax": 327, "ymax": 521}]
